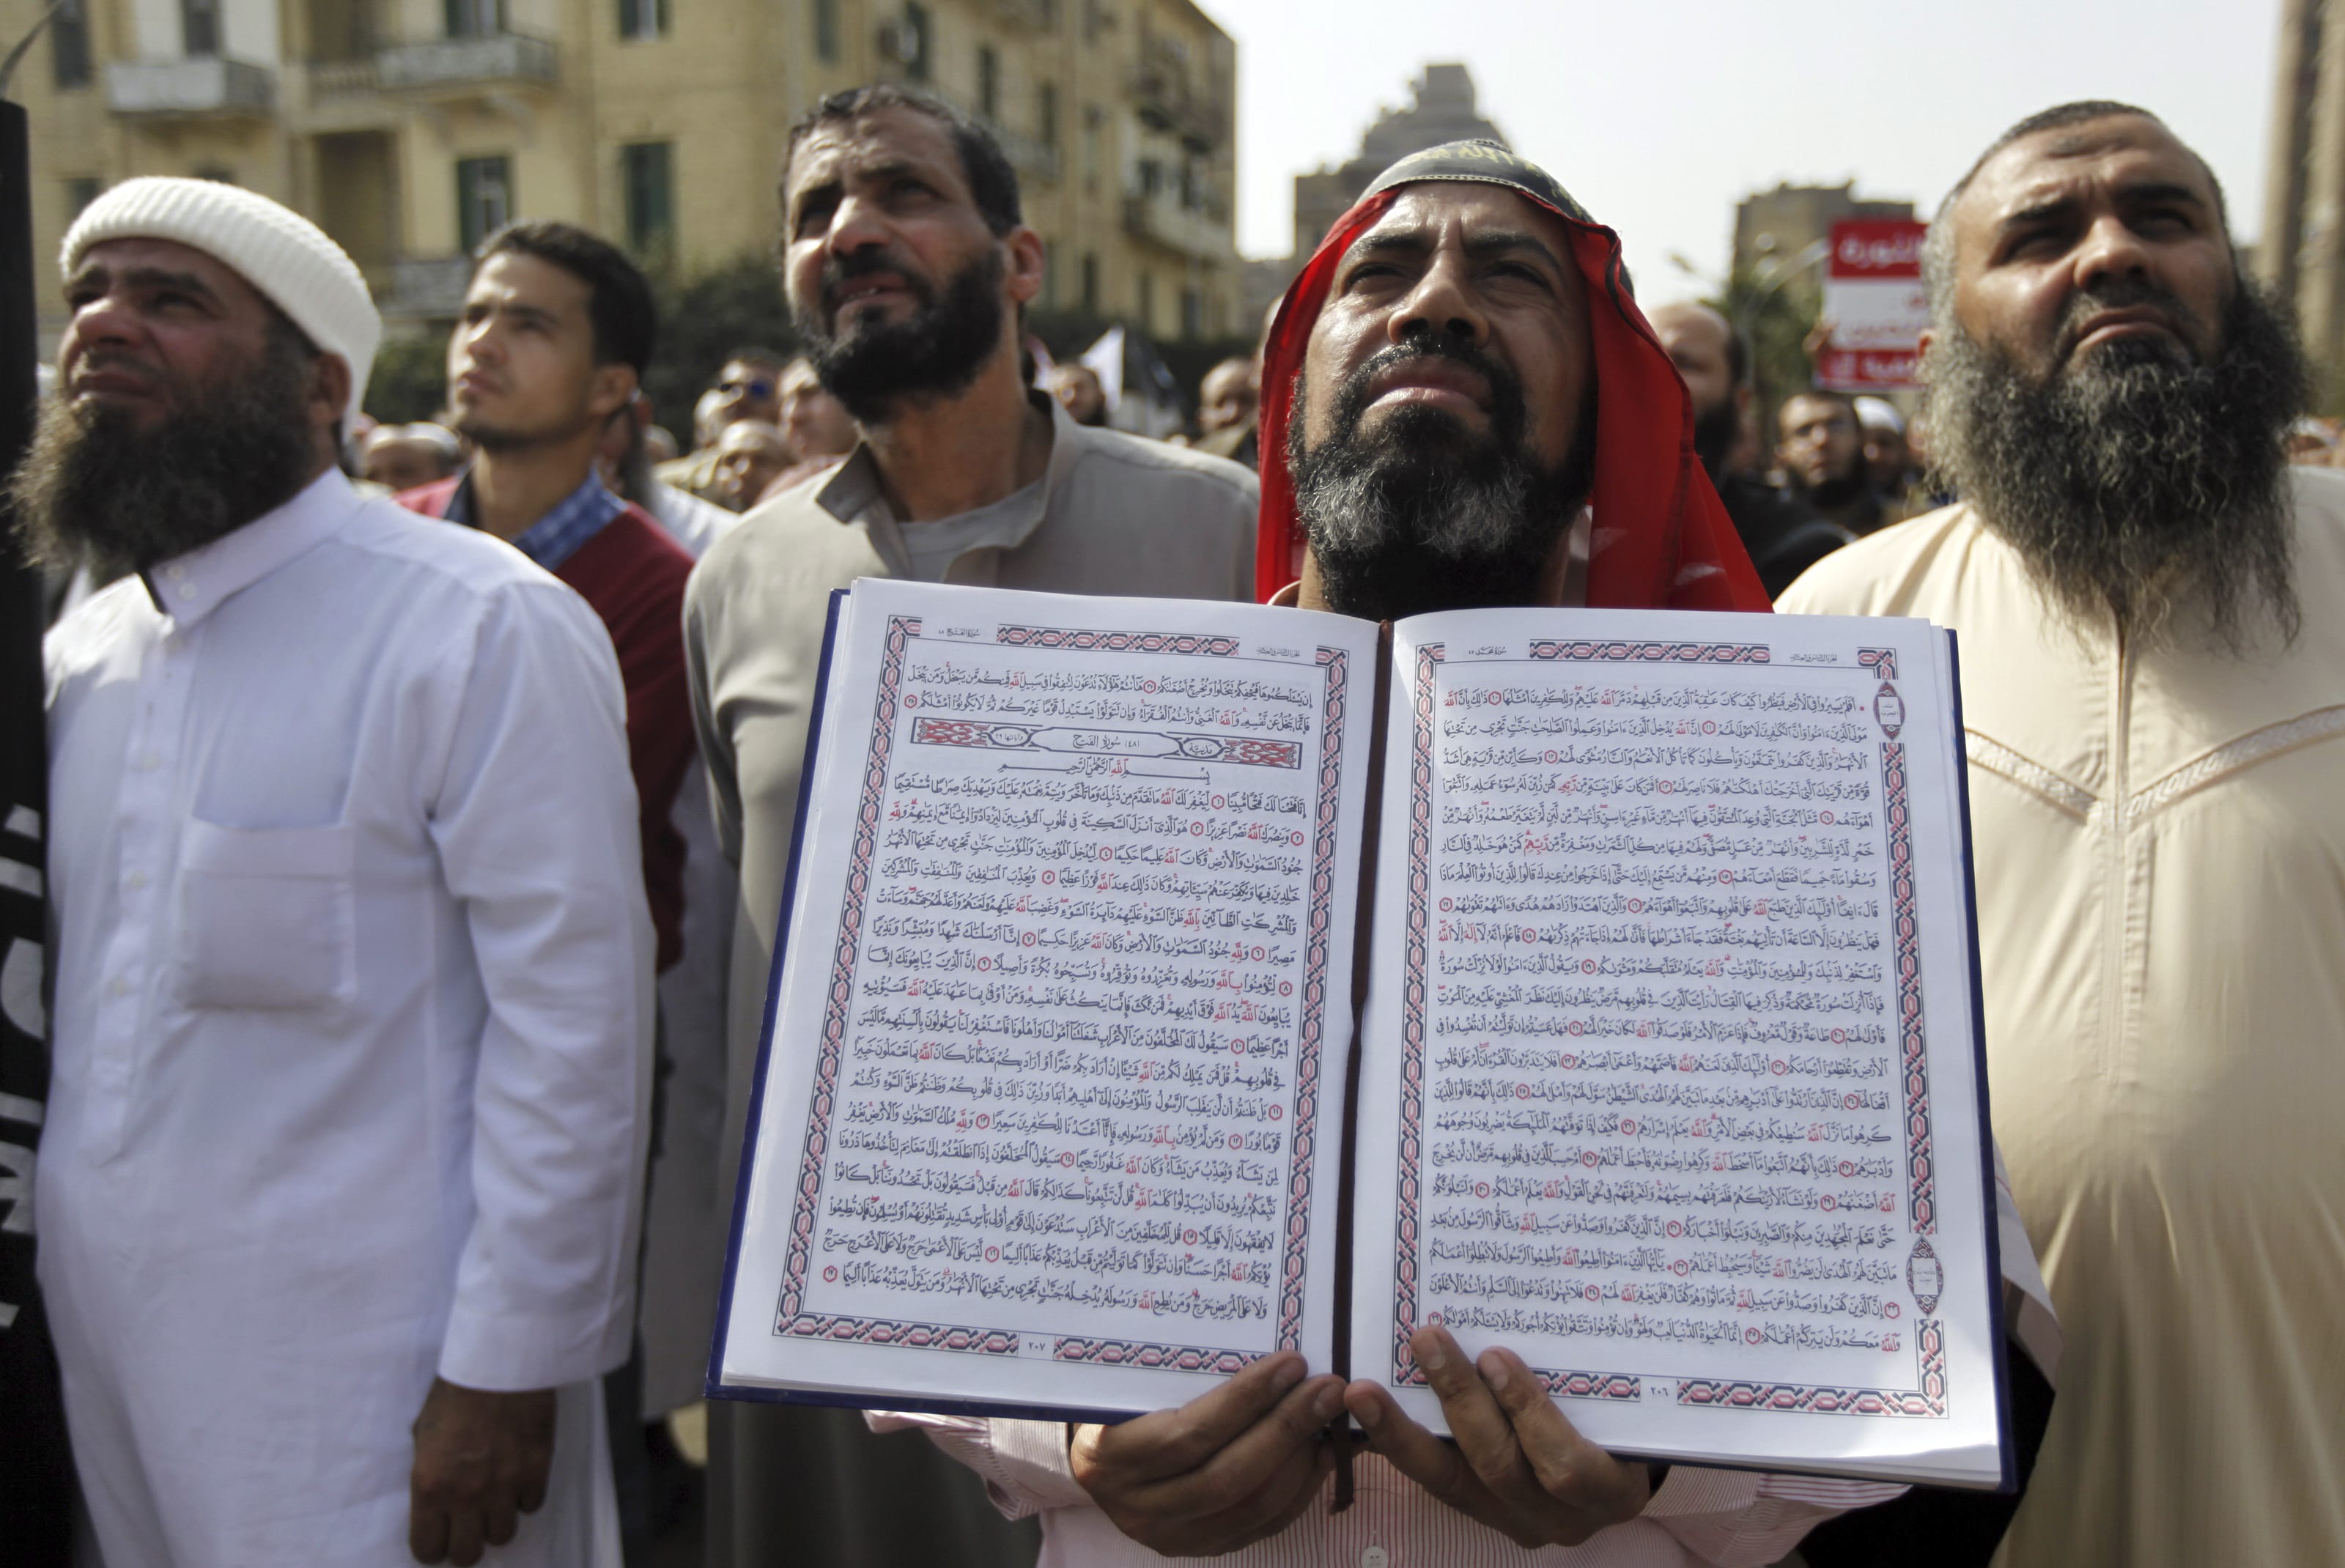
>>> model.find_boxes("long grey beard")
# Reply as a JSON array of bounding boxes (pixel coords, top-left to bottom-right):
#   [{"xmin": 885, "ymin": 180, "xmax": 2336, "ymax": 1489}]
[
  {"xmin": 10, "ymin": 326, "xmax": 318, "ymax": 581},
  {"xmin": 1923, "ymin": 278, "xmax": 2303, "ymax": 651}
]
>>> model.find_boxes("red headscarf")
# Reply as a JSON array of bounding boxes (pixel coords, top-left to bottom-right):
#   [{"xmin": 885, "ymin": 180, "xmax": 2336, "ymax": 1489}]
[{"xmin": 1255, "ymin": 141, "xmax": 1770, "ymax": 613}]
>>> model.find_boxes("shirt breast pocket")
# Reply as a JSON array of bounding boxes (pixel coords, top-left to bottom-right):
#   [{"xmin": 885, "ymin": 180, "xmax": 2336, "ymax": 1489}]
[{"xmin": 171, "ymin": 821, "xmax": 358, "ymax": 1015}]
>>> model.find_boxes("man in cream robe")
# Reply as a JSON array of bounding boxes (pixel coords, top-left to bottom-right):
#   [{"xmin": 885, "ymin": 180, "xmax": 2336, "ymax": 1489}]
[{"xmin": 1783, "ymin": 100, "xmax": 2345, "ymax": 1567}]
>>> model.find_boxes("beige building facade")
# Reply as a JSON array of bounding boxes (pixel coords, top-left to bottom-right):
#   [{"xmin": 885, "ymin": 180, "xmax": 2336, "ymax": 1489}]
[{"xmin": 13, "ymin": 0, "xmax": 1241, "ymax": 347}]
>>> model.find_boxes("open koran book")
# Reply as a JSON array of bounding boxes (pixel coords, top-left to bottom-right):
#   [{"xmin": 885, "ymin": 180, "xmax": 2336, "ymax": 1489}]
[{"xmin": 710, "ymin": 578, "xmax": 2012, "ymax": 1490}]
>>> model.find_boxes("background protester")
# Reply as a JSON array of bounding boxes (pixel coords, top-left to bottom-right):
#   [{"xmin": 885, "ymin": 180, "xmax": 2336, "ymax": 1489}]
[
  {"xmin": 659, "ymin": 346, "xmax": 791, "ymax": 500},
  {"xmin": 406, "ymin": 220, "xmax": 696, "ymax": 983},
  {"xmin": 1776, "ymin": 387, "xmax": 1886, "ymax": 535},
  {"xmin": 2286, "ymin": 413, "xmax": 2339, "ymax": 462},
  {"xmin": 22, "ymin": 177, "xmax": 651, "ymax": 1568},
  {"xmin": 773, "ymin": 352, "xmax": 860, "ymax": 482},
  {"xmin": 688, "ymin": 386, "xmax": 725, "ymax": 452},
  {"xmin": 683, "ymin": 82, "xmax": 1254, "ymax": 1568},
  {"xmin": 597, "ymin": 394, "xmax": 738, "ymax": 559},
  {"xmin": 1045, "ymin": 359, "xmax": 1109, "ymax": 425},
  {"xmin": 1650, "ymin": 299, "xmax": 1851, "ymax": 596},
  {"xmin": 893, "ymin": 136, "xmax": 2053, "ymax": 1563},
  {"xmin": 710, "ymin": 418, "xmax": 793, "ymax": 510},
  {"xmin": 581, "ymin": 360, "xmax": 749, "ymax": 1544},
  {"xmin": 359, "ymin": 419, "xmax": 460, "ymax": 492},
  {"xmin": 1191, "ymin": 352, "xmax": 1260, "ymax": 466},
  {"xmin": 1782, "ymin": 100, "xmax": 2341, "ymax": 1568},
  {"xmin": 1854, "ymin": 394, "xmax": 1919, "ymax": 511},
  {"xmin": 399, "ymin": 221, "xmax": 701, "ymax": 1562}
]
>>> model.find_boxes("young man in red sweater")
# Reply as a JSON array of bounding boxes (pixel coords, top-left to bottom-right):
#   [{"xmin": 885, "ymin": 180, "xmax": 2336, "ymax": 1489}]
[
  {"xmin": 399, "ymin": 221, "xmax": 695, "ymax": 977},
  {"xmin": 398, "ymin": 218, "xmax": 697, "ymax": 1559}
]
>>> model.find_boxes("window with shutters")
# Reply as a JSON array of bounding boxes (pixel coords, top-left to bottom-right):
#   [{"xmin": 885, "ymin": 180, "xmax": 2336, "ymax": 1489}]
[
  {"xmin": 623, "ymin": 142, "xmax": 675, "ymax": 256},
  {"xmin": 457, "ymin": 156, "xmax": 512, "ymax": 253}
]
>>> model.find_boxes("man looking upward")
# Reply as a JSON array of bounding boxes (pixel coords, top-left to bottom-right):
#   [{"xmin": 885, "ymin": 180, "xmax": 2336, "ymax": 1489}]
[
  {"xmin": 1649, "ymin": 300, "xmax": 1850, "ymax": 596},
  {"xmin": 888, "ymin": 141, "xmax": 2057, "ymax": 1567},
  {"xmin": 21, "ymin": 177, "xmax": 650, "ymax": 1568},
  {"xmin": 683, "ymin": 83, "xmax": 1254, "ymax": 1568},
  {"xmin": 1776, "ymin": 388, "xmax": 1885, "ymax": 536},
  {"xmin": 403, "ymin": 221, "xmax": 697, "ymax": 983},
  {"xmin": 1192, "ymin": 352, "xmax": 1260, "ymax": 467},
  {"xmin": 1782, "ymin": 101, "xmax": 2344, "ymax": 1568}
]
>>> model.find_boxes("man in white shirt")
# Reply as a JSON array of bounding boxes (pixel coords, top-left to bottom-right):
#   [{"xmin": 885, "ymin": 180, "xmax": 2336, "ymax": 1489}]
[{"xmin": 15, "ymin": 179, "xmax": 651, "ymax": 1567}]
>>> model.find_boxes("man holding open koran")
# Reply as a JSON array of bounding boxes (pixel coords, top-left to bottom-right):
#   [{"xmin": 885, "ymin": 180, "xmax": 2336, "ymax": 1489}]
[{"xmin": 871, "ymin": 142, "xmax": 2060, "ymax": 1567}]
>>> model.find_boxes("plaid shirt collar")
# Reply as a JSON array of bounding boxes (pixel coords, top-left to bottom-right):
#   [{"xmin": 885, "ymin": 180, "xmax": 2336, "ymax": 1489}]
[{"xmin": 445, "ymin": 470, "xmax": 626, "ymax": 573}]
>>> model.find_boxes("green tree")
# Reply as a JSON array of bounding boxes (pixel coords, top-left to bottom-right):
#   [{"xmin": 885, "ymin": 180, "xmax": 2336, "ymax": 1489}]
[
  {"xmin": 643, "ymin": 254, "xmax": 797, "ymax": 436},
  {"xmin": 1708, "ymin": 262, "xmax": 1825, "ymax": 443},
  {"xmin": 364, "ymin": 333, "xmax": 452, "ymax": 426}
]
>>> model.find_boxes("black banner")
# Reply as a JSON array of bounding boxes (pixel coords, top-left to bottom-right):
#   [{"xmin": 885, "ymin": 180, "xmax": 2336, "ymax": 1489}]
[{"xmin": 0, "ymin": 94, "xmax": 73, "ymax": 1566}]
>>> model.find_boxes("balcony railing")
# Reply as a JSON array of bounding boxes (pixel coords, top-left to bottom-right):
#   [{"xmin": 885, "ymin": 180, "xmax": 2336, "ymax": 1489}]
[
  {"xmin": 988, "ymin": 124, "xmax": 1060, "ymax": 185},
  {"xmin": 377, "ymin": 33, "xmax": 556, "ymax": 95},
  {"xmin": 1122, "ymin": 190, "xmax": 1231, "ymax": 259},
  {"xmin": 106, "ymin": 57, "xmax": 276, "ymax": 118},
  {"xmin": 975, "ymin": 0, "xmax": 1055, "ymax": 31},
  {"xmin": 308, "ymin": 57, "xmax": 383, "ymax": 102},
  {"xmin": 1129, "ymin": 58, "xmax": 1227, "ymax": 152}
]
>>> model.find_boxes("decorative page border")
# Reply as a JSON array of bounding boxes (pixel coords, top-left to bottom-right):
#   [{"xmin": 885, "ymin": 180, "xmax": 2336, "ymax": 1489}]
[
  {"xmin": 1391, "ymin": 642, "xmax": 1444, "ymax": 1386},
  {"xmin": 1529, "ymin": 640, "xmax": 1773, "ymax": 665},
  {"xmin": 772, "ymin": 618, "xmax": 1348, "ymax": 1377},
  {"xmin": 1390, "ymin": 637, "xmax": 1949, "ymax": 1418},
  {"xmin": 997, "ymin": 624, "xmax": 1241, "ymax": 656},
  {"xmin": 775, "ymin": 613, "xmax": 919, "ymax": 1333}
]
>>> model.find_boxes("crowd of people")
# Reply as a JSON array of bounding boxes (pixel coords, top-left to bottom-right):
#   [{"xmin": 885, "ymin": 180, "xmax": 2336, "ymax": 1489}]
[{"xmin": 7, "ymin": 76, "xmax": 2340, "ymax": 1568}]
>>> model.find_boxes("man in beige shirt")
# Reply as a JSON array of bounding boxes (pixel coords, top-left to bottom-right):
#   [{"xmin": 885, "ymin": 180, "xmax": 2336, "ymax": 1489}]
[
  {"xmin": 682, "ymin": 83, "xmax": 1253, "ymax": 1567},
  {"xmin": 1783, "ymin": 101, "xmax": 2345, "ymax": 1567}
]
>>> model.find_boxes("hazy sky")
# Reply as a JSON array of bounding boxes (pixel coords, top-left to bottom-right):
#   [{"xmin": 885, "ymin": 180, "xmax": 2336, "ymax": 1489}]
[{"xmin": 1207, "ymin": 0, "xmax": 2281, "ymax": 304}]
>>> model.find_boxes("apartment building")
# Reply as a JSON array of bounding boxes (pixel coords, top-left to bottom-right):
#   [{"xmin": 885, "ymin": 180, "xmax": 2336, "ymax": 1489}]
[
  {"xmin": 14, "ymin": 0, "xmax": 1241, "ymax": 344},
  {"xmin": 2262, "ymin": 0, "xmax": 2345, "ymax": 376}
]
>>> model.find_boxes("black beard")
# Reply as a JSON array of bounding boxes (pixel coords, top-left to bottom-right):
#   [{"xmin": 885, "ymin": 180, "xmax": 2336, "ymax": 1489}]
[
  {"xmin": 1925, "ymin": 273, "xmax": 2304, "ymax": 650},
  {"xmin": 796, "ymin": 246, "xmax": 1005, "ymax": 424},
  {"xmin": 1799, "ymin": 467, "xmax": 1869, "ymax": 511},
  {"xmin": 1291, "ymin": 333, "xmax": 1594, "ymax": 623},
  {"xmin": 1691, "ymin": 395, "xmax": 1739, "ymax": 482},
  {"xmin": 11, "ymin": 324, "xmax": 319, "ymax": 581}
]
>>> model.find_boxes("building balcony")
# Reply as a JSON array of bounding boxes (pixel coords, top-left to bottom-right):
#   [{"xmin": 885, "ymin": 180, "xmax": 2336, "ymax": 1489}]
[
  {"xmin": 106, "ymin": 57, "xmax": 276, "ymax": 119},
  {"xmin": 974, "ymin": 0, "xmax": 1055, "ymax": 30},
  {"xmin": 1129, "ymin": 59, "xmax": 1226, "ymax": 152},
  {"xmin": 988, "ymin": 124, "xmax": 1060, "ymax": 185},
  {"xmin": 306, "ymin": 57, "xmax": 383, "ymax": 103},
  {"xmin": 383, "ymin": 255, "xmax": 473, "ymax": 317},
  {"xmin": 1122, "ymin": 190, "xmax": 1231, "ymax": 260},
  {"xmin": 377, "ymin": 33, "xmax": 556, "ymax": 97}
]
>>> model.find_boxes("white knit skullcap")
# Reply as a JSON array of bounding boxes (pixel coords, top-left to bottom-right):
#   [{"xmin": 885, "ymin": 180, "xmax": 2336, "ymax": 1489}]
[
  {"xmin": 62, "ymin": 177, "xmax": 380, "ymax": 426},
  {"xmin": 1851, "ymin": 395, "xmax": 1905, "ymax": 437}
]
